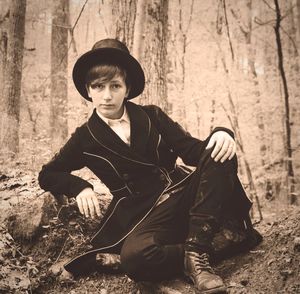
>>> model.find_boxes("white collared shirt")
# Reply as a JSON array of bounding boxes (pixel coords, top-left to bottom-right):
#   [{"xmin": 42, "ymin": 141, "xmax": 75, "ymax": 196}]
[{"xmin": 96, "ymin": 107, "xmax": 131, "ymax": 145}]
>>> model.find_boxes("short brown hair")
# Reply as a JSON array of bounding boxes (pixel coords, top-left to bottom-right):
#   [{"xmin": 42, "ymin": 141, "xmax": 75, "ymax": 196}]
[{"xmin": 85, "ymin": 64, "xmax": 130, "ymax": 88}]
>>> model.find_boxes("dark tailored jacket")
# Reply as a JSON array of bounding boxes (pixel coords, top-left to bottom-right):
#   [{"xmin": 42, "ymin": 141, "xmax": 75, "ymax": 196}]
[{"xmin": 39, "ymin": 101, "xmax": 252, "ymax": 274}]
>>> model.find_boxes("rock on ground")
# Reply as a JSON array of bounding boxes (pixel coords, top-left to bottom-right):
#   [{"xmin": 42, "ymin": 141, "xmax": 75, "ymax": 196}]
[{"xmin": 6, "ymin": 192, "xmax": 57, "ymax": 241}]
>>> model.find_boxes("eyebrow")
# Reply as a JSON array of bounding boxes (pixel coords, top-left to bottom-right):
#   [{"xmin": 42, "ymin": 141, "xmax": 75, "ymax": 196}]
[
  {"xmin": 91, "ymin": 78, "xmax": 123, "ymax": 83},
  {"xmin": 110, "ymin": 78, "xmax": 124, "ymax": 82}
]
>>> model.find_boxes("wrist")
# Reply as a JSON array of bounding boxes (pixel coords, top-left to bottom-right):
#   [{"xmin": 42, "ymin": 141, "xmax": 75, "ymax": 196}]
[{"xmin": 76, "ymin": 187, "xmax": 93, "ymax": 198}]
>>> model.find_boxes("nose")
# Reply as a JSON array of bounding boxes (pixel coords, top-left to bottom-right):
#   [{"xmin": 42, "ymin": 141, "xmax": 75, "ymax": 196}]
[{"xmin": 103, "ymin": 86, "xmax": 112, "ymax": 101}]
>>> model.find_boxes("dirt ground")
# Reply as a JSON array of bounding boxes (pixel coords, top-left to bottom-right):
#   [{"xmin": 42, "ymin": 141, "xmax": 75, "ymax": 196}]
[{"xmin": 0, "ymin": 169, "xmax": 299, "ymax": 294}]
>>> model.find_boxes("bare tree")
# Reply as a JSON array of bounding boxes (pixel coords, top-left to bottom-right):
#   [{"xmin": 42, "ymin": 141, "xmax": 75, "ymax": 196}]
[
  {"xmin": 0, "ymin": 6, "xmax": 9, "ymax": 96},
  {"xmin": 50, "ymin": 0, "xmax": 69, "ymax": 152},
  {"xmin": 273, "ymin": 0, "xmax": 297, "ymax": 204},
  {"xmin": 135, "ymin": 0, "xmax": 169, "ymax": 111},
  {"xmin": 0, "ymin": 0, "xmax": 26, "ymax": 156},
  {"xmin": 214, "ymin": 0, "xmax": 263, "ymax": 220},
  {"xmin": 231, "ymin": 1, "xmax": 271, "ymax": 199},
  {"xmin": 297, "ymin": 0, "xmax": 300, "ymax": 43},
  {"xmin": 111, "ymin": 0, "xmax": 169, "ymax": 111},
  {"xmin": 168, "ymin": 0, "xmax": 194, "ymax": 129},
  {"xmin": 112, "ymin": 0, "xmax": 137, "ymax": 51}
]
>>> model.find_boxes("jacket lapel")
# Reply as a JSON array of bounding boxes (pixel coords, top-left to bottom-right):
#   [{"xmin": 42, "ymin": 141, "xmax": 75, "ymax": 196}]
[
  {"xmin": 87, "ymin": 102, "xmax": 153, "ymax": 164},
  {"xmin": 126, "ymin": 101, "xmax": 151, "ymax": 157}
]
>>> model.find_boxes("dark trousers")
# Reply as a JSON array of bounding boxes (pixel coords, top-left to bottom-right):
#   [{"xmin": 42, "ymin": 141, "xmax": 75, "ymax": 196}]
[{"xmin": 120, "ymin": 149, "xmax": 249, "ymax": 281}]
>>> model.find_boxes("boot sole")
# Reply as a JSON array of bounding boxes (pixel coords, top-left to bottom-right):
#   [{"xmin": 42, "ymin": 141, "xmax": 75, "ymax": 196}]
[
  {"xmin": 189, "ymin": 275, "xmax": 227, "ymax": 294},
  {"xmin": 196, "ymin": 286, "xmax": 227, "ymax": 294},
  {"xmin": 196, "ymin": 287, "xmax": 227, "ymax": 294}
]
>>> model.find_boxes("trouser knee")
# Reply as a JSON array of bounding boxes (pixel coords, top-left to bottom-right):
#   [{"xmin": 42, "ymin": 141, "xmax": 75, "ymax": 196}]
[
  {"xmin": 120, "ymin": 236, "xmax": 183, "ymax": 281},
  {"xmin": 198, "ymin": 148, "xmax": 238, "ymax": 174},
  {"xmin": 120, "ymin": 237, "xmax": 160, "ymax": 281}
]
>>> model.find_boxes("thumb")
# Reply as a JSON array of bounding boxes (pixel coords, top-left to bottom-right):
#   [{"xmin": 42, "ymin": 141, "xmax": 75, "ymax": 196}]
[{"xmin": 206, "ymin": 134, "xmax": 216, "ymax": 149}]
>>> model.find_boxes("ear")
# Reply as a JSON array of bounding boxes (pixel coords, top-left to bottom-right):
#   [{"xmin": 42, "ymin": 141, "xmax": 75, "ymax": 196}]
[
  {"xmin": 125, "ymin": 86, "xmax": 131, "ymax": 98},
  {"xmin": 85, "ymin": 85, "xmax": 92, "ymax": 100}
]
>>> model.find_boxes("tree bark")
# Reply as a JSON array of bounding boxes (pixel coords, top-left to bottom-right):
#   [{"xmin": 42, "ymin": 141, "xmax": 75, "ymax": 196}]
[
  {"xmin": 0, "ymin": 0, "xmax": 26, "ymax": 156},
  {"xmin": 110, "ymin": 0, "xmax": 169, "ymax": 111},
  {"xmin": 274, "ymin": 0, "xmax": 297, "ymax": 204},
  {"xmin": 137, "ymin": 0, "xmax": 169, "ymax": 111},
  {"xmin": 50, "ymin": 0, "xmax": 69, "ymax": 152},
  {"xmin": 245, "ymin": 0, "xmax": 269, "ymax": 199},
  {"xmin": 112, "ymin": 0, "xmax": 137, "ymax": 51},
  {"xmin": 297, "ymin": 0, "xmax": 300, "ymax": 44},
  {"xmin": 0, "ymin": 31, "xmax": 7, "ymax": 95}
]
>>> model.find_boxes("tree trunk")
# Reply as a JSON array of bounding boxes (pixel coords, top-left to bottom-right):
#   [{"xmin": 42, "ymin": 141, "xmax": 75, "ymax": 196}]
[
  {"xmin": 0, "ymin": 31, "xmax": 8, "ymax": 95},
  {"xmin": 0, "ymin": 0, "xmax": 26, "ymax": 156},
  {"xmin": 111, "ymin": 0, "xmax": 169, "ymax": 111},
  {"xmin": 167, "ymin": 0, "xmax": 194, "ymax": 129},
  {"xmin": 50, "ymin": 0, "xmax": 69, "ymax": 152},
  {"xmin": 297, "ymin": 0, "xmax": 300, "ymax": 49},
  {"xmin": 112, "ymin": 0, "xmax": 137, "ymax": 51},
  {"xmin": 274, "ymin": 0, "xmax": 297, "ymax": 204},
  {"xmin": 215, "ymin": 0, "xmax": 262, "ymax": 220},
  {"xmin": 246, "ymin": 0, "xmax": 269, "ymax": 199},
  {"xmin": 137, "ymin": 0, "xmax": 169, "ymax": 111},
  {"xmin": 132, "ymin": 0, "xmax": 147, "ymax": 60}
]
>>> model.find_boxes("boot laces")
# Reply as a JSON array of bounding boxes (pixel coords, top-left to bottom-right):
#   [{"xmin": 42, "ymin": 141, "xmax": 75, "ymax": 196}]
[{"xmin": 194, "ymin": 252, "xmax": 214, "ymax": 274}]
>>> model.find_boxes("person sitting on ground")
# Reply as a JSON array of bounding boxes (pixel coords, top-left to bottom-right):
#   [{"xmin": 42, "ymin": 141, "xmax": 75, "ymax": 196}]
[{"xmin": 39, "ymin": 38, "xmax": 262, "ymax": 293}]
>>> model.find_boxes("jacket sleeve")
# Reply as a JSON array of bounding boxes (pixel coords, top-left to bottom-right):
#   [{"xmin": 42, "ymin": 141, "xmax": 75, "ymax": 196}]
[
  {"xmin": 144, "ymin": 105, "xmax": 234, "ymax": 166},
  {"xmin": 38, "ymin": 127, "xmax": 93, "ymax": 199}
]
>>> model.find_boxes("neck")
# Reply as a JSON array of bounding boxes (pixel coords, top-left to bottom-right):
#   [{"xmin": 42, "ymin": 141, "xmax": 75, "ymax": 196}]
[{"xmin": 96, "ymin": 106, "xmax": 126, "ymax": 121}]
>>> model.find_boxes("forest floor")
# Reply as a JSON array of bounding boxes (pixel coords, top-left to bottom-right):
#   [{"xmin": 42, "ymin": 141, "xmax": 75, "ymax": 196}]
[{"xmin": 0, "ymin": 168, "xmax": 299, "ymax": 294}]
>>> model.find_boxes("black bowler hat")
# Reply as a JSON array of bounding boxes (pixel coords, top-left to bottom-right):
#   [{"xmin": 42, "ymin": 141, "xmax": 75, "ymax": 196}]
[{"xmin": 72, "ymin": 39, "xmax": 145, "ymax": 101}]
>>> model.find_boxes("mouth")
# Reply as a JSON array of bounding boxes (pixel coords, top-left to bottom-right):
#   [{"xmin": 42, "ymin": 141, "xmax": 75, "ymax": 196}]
[{"xmin": 100, "ymin": 104, "xmax": 114, "ymax": 108}]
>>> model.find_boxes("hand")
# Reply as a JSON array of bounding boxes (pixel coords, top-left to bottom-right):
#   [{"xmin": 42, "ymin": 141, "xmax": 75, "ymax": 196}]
[
  {"xmin": 75, "ymin": 187, "xmax": 101, "ymax": 219},
  {"xmin": 206, "ymin": 131, "xmax": 236, "ymax": 162}
]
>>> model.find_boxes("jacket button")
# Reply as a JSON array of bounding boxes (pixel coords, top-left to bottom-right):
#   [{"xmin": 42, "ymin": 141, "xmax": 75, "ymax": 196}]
[{"xmin": 123, "ymin": 173, "xmax": 130, "ymax": 180}]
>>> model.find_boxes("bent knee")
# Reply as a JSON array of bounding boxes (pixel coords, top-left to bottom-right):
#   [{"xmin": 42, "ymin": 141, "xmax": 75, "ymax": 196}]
[
  {"xmin": 200, "ymin": 148, "xmax": 238, "ymax": 173},
  {"xmin": 120, "ymin": 239, "xmax": 163, "ymax": 281}
]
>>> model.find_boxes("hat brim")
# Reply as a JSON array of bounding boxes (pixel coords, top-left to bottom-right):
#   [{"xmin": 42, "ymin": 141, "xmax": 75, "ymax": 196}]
[{"xmin": 72, "ymin": 47, "xmax": 145, "ymax": 101}]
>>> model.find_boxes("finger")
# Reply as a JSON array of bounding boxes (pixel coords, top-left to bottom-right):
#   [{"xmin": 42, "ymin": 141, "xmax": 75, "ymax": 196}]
[
  {"xmin": 92, "ymin": 195, "xmax": 101, "ymax": 217},
  {"xmin": 206, "ymin": 135, "xmax": 216, "ymax": 149},
  {"xmin": 211, "ymin": 137, "xmax": 225, "ymax": 159},
  {"xmin": 220, "ymin": 142, "xmax": 233, "ymax": 162},
  {"xmin": 81, "ymin": 198, "xmax": 90, "ymax": 218},
  {"xmin": 87, "ymin": 197, "xmax": 95, "ymax": 219},
  {"xmin": 214, "ymin": 139, "xmax": 229, "ymax": 162},
  {"xmin": 229, "ymin": 142, "xmax": 236, "ymax": 160},
  {"xmin": 76, "ymin": 196, "xmax": 84, "ymax": 215}
]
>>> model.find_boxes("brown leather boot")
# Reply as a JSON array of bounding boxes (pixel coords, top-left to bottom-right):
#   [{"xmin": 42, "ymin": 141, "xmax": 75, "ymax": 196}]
[{"xmin": 184, "ymin": 251, "xmax": 226, "ymax": 293}]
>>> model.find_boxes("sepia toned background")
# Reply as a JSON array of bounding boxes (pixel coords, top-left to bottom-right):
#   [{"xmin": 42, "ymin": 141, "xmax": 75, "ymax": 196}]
[
  {"xmin": 0, "ymin": 1, "xmax": 300, "ymax": 293},
  {"xmin": 1, "ymin": 0, "xmax": 299, "ymax": 208}
]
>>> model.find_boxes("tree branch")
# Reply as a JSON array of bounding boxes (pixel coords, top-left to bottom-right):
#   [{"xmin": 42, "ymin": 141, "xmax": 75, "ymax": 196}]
[
  {"xmin": 70, "ymin": 0, "xmax": 89, "ymax": 34},
  {"xmin": 254, "ymin": 16, "xmax": 276, "ymax": 26},
  {"xmin": 280, "ymin": 26, "xmax": 298, "ymax": 56},
  {"xmin": 222, "ymin": 0, "xmax": 234, "ymax": 61},
  {"xmin": 261, "ymin": 0, "xmax": 275, "ymax": 11},
  {"xmin": 230, "ymin": 8, "xmax": 248, "ymax": 38}
]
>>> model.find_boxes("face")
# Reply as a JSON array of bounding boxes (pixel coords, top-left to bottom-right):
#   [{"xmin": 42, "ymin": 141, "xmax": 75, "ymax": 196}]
[{"xmin": 87, "ymin": 75, "xmax": 129, "ymax": 119}]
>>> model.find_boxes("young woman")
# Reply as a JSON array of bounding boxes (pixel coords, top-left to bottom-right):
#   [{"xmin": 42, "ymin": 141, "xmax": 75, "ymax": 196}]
[{"xmin": 39, "ymin": 38, "xmax": 262, "ymax": 293}]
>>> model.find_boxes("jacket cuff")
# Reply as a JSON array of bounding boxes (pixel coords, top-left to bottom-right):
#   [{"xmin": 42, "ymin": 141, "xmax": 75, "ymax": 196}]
[{"xmin": 68, "ymin": 179, "xmax": 94, "ymax": 198}]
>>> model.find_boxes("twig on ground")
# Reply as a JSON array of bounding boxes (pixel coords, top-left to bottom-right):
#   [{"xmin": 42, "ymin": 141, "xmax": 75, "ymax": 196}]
[{"xmin": 54, "ymin": 236, "xmax": 70, "ymax": 263}]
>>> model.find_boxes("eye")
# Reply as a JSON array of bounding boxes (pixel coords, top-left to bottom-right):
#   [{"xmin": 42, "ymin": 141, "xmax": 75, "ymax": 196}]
[
  {"xmin": 90, "ymin": 83, "xmax": 104, "ymax": 90},
  {"xmin": 111, "ymin": 83, "xmax": 122, "ymax": 90}
]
